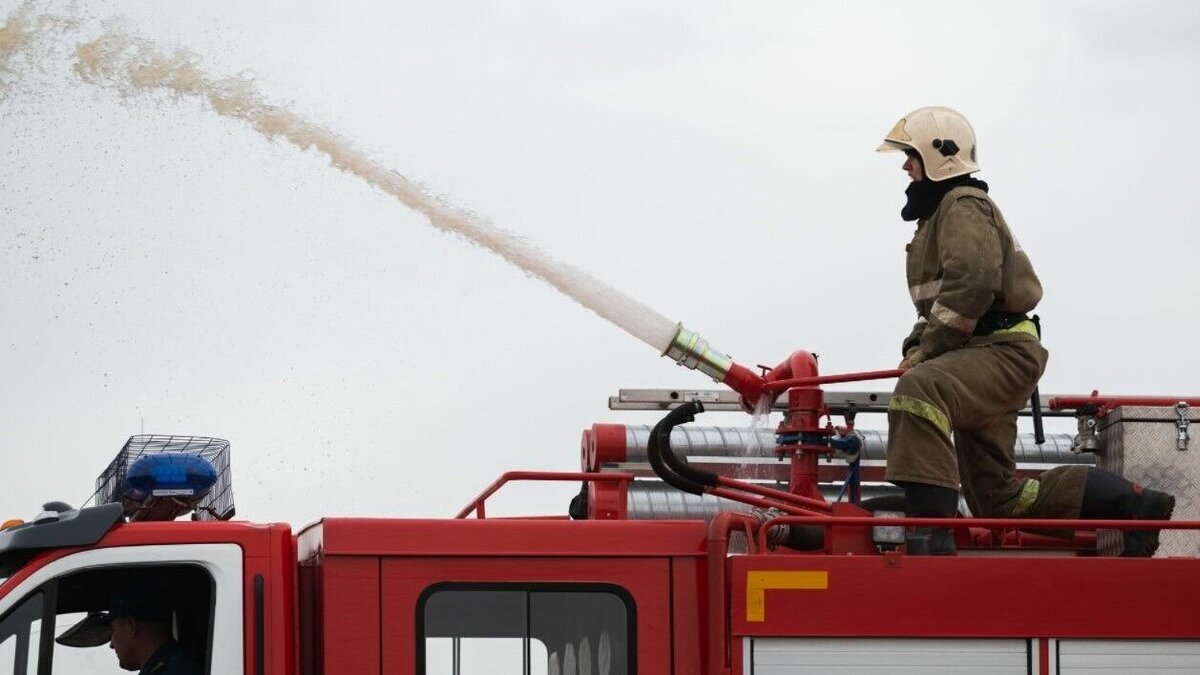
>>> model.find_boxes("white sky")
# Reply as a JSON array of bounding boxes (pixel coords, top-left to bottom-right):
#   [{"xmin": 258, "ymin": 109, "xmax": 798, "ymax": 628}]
[{"xmin": 1, "ymin": 0, "xmax": 1198, "ymax": 527}]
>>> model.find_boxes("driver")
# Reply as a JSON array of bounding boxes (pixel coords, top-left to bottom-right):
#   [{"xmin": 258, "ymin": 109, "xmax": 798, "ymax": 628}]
[{"xmin": 56, "ymin": 585, "xmax": 202, "ymax": 674}]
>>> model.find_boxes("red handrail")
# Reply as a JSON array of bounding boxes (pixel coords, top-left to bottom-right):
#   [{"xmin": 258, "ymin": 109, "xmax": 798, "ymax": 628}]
[
  {"xmin": 1049, "ymin": 393, "xmax": 1200, "ymax": 417},
  {"xmin": 454, "ymin": 471, "xmax": 634, "ymax": 519},
  {"xmin": 761, "ymin": 368, "xmax": 905, "ymax": 392}
]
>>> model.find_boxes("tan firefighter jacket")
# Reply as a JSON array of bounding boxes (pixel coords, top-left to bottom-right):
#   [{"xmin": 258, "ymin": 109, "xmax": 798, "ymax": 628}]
[{"xmin": 901, "ymin": 186, "xmax": 1043, "ymax": 360}]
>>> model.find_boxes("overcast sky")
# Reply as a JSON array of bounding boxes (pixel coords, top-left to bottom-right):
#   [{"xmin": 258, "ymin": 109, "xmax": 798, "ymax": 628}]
[{"xmin": 2, "ymin": 0, "xmax": 1198, "ymax": 527}]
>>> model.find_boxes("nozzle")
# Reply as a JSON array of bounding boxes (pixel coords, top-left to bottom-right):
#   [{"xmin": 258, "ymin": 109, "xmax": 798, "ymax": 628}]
[
  {"xmin": 662, "ymin": 324, "xmax": 765, "ymax": 402},
  {"xmin": 662, "ymin": 324, "xmax": 734, "ymax": 382}
]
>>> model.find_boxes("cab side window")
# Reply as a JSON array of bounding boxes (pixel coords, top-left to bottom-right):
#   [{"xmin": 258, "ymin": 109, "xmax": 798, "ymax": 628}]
[
  {"xmin": 419, "ymin": 584, "xmax": 633, "ymax": 675},
  {"xmin": 49, "ymin": 565, "xmax": 213, "ymax": 675},
  {"xmin": 1, "ymin": 564, "xmax": 213, "ymax": 675}
]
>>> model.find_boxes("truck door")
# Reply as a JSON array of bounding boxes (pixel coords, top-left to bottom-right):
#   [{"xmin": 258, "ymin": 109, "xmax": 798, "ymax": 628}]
[
  {"xmin": 381, "ymin": 557, "xmax": 672, "ymax": 675},
  {"xmin": 0, "ymin": 544, "xmax": 243, "ymax": 675}
]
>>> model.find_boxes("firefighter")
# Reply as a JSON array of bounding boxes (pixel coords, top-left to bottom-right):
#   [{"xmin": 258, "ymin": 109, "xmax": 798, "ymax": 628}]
[
  {"xmin": 107, "ymin": 589, "xmax": 203, "ymax": 675},
  {"xmin": 876, "ymin": 106, "xmax": 1175, "ymax": 555}
]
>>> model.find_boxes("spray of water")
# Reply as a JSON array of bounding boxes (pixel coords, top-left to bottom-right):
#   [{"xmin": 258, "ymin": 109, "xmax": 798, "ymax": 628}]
[
  {"xmin": 0, "ymin": 3, "xmax": 80, "ymax": 95},
  {"xmin": 0, "ymin": 2, "xmax": 34, "ymax": 87},
  {"xmin": 742, "ymin": 394, "xmax": 774, "ymax": 458},
  {"xmin": 69, "ymin": 25, "xmax": 681, "ymax": 353}
]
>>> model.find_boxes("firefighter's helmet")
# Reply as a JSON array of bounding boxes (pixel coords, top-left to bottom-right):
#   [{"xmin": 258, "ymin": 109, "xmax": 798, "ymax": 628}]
[{"xmin": 877, "ymin": 106, "xmax": 979, "ymax": 182}]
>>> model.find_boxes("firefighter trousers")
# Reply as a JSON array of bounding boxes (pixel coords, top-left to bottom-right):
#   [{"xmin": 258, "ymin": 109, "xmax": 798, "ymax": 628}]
[{"xmin": 885, "ymin": 334, "xmax": 1088, "ymax": 518}]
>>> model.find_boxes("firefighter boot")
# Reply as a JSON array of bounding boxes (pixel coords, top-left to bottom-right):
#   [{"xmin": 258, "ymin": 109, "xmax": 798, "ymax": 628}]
[
  {"xmin": 903, "ymin": 483, "xmax": 959, "ymax": 555},
  {"xmin": 1079, "ymin": 467, "xmax": 1176, "ymax": 557}
]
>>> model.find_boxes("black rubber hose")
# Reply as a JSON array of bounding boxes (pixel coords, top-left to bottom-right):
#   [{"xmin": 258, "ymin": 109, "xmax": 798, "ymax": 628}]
[
  {"xmin": 1030, "ymin": 314, "xmax": 1045, "ymax": 445},
  {"xmin": 660, "ymin": 403, "xmax": 720, "ymax": 489},
  {"xmin": 1031, "ymin": 386, "xmax": 1046, "ymax": 445},
  {"xmin": 645, "ymin": 416, "xmax": 681, "ymax": 492},
  {"xmin": 652, "ymin": 398, "xmax": 715, "ymax": 487},
  {"xmin": 646, "ymin": 401, "xmax": 710, "ymax": 495}
]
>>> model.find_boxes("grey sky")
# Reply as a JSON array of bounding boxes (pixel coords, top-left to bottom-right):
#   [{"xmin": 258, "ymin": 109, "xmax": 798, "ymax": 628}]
[{"xmin": 2, "ymin": 1, "xmax": 1198, "ymax": 528}]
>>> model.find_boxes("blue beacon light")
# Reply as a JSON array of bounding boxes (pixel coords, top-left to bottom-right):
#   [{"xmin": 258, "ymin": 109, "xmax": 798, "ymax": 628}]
[{"xmin": 124, "ymin": 453, "xmax": 219, "ymax": 502}]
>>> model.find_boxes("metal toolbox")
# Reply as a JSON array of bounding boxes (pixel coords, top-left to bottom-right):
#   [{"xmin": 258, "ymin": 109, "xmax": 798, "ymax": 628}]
[{"xmin": 1097, "ymin": 404, "xmax": 1198, "ymax": 557}]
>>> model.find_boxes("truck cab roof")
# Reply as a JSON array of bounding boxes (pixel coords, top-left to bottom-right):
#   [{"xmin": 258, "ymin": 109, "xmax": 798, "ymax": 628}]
[{"xmin": 0, "ymin": 503, "xmax": 124, "ymax": 578}]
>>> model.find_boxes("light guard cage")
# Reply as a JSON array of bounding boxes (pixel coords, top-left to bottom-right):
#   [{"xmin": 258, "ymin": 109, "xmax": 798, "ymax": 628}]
[{"xmin": 90, "ymin": 435, "xmax": 235, "ymax": 521}]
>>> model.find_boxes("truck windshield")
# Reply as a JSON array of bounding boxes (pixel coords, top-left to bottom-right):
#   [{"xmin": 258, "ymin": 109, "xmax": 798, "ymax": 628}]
[{"xmin": 0, "ymin": 592, "xmax": 44, "ymax": 675}]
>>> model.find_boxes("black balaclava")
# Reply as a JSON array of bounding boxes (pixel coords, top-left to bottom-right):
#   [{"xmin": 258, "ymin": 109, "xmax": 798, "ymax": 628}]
[{"xmin": 901, "ymin": 152, "xmax": 989, "ymax": 221}]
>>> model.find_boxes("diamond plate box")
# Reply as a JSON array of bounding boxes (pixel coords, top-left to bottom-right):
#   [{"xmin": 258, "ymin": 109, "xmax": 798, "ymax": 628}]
[{"xmin": 1097, "ymin": 405, "xmax": 1199, "ymax": 557}]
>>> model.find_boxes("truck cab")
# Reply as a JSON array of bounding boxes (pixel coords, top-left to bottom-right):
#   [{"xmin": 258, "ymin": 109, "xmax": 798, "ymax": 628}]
[{"xmin": 0, "ymin": 503, "xmax": 291, "ymax": 675}]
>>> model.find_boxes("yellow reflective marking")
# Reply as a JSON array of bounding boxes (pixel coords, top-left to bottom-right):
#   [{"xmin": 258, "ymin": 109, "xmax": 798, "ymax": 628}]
[
  {"xmin": 746, "ymin": 570, "xmax": 829, "ymax": 622},
  {"xmin": 992, "ymin": 319, "xmax": 1039, "ymax": 339},
  {"xmin": 1012, "ymin": 478, "xmax": 1041, "ymax": 516},
  {"xmin": 889, "ymin": 394, "xmax": 952, "ymax": 438}
]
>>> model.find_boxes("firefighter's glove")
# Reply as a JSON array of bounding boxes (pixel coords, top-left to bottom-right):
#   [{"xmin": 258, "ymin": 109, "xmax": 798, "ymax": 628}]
[{"xmin": 899, "ymin": 348, "xmax": 926, "ymax": 371}]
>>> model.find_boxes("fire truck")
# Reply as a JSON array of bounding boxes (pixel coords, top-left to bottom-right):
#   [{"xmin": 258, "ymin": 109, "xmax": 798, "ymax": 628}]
[{"xmin": 1, "ymin": 328, "xmax": 1199, "ymax": 674}]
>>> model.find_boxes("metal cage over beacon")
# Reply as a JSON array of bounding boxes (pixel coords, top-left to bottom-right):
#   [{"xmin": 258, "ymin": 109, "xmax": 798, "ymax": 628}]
[{"xmin": 90, "ymin": 435, "xmax": 235, "ymax": 522}]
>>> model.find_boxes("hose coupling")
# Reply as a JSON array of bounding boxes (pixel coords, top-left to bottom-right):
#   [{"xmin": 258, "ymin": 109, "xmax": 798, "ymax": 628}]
[{"xmin": 662, "ymin": 323, "xmax": 734, "ymax": 382}]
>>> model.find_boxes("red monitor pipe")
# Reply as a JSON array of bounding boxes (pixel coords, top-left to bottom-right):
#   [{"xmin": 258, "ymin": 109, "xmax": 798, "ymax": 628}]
[
  {"xmin": 762, "ymin": 353, "xmax": 903, "ymax": 498},
  {"xmin": 663, "ymin": 325, "xmax": 904, "ymax": 501},
  {"xmin": 646, "ymin": 399, "xmax": 832, "ymax": 513},
  {"xmin": 662, "ymin": 323, "xmax": 901, "ymax": 406}
]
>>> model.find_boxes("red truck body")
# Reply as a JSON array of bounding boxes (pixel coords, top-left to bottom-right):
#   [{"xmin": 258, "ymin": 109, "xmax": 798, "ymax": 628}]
[{"xmin": 3, "ymin": 496, "xmax": 1199, "ymax": 674}]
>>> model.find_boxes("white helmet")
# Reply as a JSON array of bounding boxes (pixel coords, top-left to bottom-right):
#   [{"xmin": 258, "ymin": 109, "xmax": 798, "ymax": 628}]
[{"xmin": 877, "ymin": 106, "xmax": 979, "ymax": 182}]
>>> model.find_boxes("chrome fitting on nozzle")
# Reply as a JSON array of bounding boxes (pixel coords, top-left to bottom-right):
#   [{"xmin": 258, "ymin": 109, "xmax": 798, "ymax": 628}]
[{"xmin": 662, "ymin": 324, "xmax": 734, "ymax": 382}]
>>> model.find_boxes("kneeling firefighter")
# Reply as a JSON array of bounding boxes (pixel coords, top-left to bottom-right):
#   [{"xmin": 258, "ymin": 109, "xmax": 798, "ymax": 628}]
[{"xmin": 876, "ymin": 106, "xmax": 1174, "ymax": 556}]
